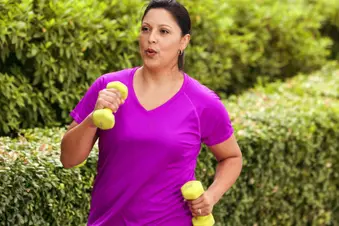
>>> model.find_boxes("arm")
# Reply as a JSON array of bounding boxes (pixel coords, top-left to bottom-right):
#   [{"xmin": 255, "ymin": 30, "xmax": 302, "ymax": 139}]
[
  {"xmin": 189, "ymin": 134, "xmax": 242, "ymax": 217},
  {"xmin": 60, "ymin": 114, "xmax": 98, "ymax": 169},
  {"xmin": 206, "ymin": 134, "xmax": 242, "ymax": 204},
  {"xmin": 60, "ymin": 78, "xmax": 124, "ymax": 169},
  {"xmin": 188, "ymin": 94, "xmax": 241, "ymax": 216}
]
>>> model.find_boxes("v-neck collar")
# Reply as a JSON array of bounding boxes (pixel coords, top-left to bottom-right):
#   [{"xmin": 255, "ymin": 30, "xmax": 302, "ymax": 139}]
[{"xmin": 129, "ymin": 67, "xmax": 188, "ymax": 113}]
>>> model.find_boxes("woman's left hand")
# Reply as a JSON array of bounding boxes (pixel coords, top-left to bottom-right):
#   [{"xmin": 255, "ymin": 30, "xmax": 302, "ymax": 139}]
[{"xmin": 186, "ymin": 190, "xmax": 216, "ymax": 217}]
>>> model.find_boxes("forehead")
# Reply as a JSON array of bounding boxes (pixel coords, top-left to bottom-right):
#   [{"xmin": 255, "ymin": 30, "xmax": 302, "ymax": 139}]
[{"xmin": 142, "ymin": 8, "xmax": 178, "ymax": 27}]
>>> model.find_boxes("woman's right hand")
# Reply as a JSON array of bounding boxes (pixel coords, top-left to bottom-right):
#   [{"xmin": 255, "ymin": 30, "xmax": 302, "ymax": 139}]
[{"xmin": 94, "ymin": 88, "xmax": 125, "ymax": 113}]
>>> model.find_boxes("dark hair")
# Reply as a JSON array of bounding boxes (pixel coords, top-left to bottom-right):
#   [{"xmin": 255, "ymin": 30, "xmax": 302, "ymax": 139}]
[{"xmin": 141, "ymin": 0, "xmax": 191, "ymax": 70}]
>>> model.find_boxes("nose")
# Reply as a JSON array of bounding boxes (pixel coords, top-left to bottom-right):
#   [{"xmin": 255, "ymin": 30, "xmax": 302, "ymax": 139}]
[{"xmin": 148, "ymin": 30, "xmax": 157, "ymax": 44}]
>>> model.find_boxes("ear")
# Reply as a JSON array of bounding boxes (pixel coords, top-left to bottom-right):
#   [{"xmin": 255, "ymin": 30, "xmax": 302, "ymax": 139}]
[{"xmin": 180, "ymin": 34, "xmax": 191, "ymax": 52}]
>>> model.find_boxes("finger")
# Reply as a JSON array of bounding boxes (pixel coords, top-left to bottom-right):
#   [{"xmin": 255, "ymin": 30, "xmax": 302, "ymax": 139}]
[
  {"xmin": 119, "ymin": 98, "xmax": 125, "ymax": 105},
  {"xmin": 187, "ymin": 200, "xmax": 204, "ymax": 210},
  {"xmin": 191, "ymin": 201, "xmax": 206, "ymax": 210},
  {"xmin": 191, "ymin": 195, "xmax": 204, "ymax": 205},
  {"xmin": 191, "ymin": 207, "xmax": 202, "ymax": 216},
  {"xmin": 105, "ymin": 88, "xmax": 122, "ymax": 99},
  {"xmin": 189, "ymin": 206, "xmax": 198, "ymax": 217},
  {"xmin": 102, "ymin": 99, "xmax": 118, "ymax": 112},
  {"xmin": 95, "ymin": 97, "xmax": 106, "ymax": 110},
  {"xmin": 105, "ymin": 94, "xmax": 124, "ymax": 107},
  {"xmin": 193, "ymin": 207, "xmax": 209, "ymax": 217},
  {"xmin": 98, "ymin": 91, "xmax": 120, "ymax": 106},
  {"xmin": 100, "ymin": 93, "xmax": 121, "ymax": 107},
  {"xmin": 188, "ymin": 203, "xmax": 207, "ymax": 217},
  {"xmin": 101, "ymin": 90, "xmax": 121, "ymax": 101},
  {"xmin": 100, "ymin": 99, "xmax": 119, "ymax": 113}
]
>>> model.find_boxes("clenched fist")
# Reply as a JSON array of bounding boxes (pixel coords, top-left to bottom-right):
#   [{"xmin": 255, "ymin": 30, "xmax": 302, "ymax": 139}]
[
  {"xmin": 186, "ymin": 190, "xmax": 216, "ymax": 217},
  {"xmin": 94, "ymin": 88, "xmax": 125, "ymax": 113}
]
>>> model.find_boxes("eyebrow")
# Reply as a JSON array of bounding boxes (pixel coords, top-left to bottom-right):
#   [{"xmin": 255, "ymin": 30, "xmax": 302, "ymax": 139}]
[{"xmin": 142, "ymin": 22, "xmax": 172, "ymax": 29}]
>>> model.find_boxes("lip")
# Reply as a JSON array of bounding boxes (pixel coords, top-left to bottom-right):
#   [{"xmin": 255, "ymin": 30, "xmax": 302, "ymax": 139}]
[
  {"xmin": 145, "ymin": 48, "xmax": 158, "ymax": 57},
  {"xmin": 145, "ymin": 47, "xmax": 157, "ymax": 53}
]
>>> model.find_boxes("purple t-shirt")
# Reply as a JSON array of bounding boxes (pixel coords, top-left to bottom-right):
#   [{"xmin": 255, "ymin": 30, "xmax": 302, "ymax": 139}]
[{"xmin": 70, "ymin": 67, "xmax": 234, "ymax": 226}]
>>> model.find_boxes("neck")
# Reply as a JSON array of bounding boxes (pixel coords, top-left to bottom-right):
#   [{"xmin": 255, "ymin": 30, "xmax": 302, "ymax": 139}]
[{"xmin": 140, "ymin": 64, "xmax": 182, "ymax": 86}]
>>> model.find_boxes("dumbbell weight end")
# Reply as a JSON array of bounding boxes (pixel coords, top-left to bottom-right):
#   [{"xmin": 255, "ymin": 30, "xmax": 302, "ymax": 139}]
[{"xmin": 92, "ymin": 108, "xmax": 115, "ymax": 130}]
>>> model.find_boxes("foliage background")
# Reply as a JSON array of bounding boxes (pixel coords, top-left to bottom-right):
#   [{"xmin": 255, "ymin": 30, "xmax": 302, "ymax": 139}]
[
  {"xmin": 0, "ymin": 0, "xmax": 338, "ymax": 136},
  {"xmin": 0, "ymin": 0, "xmax": 338, "ymax": 225},
  {"xmin": 1, "ymin": 64, "xmax": 338, "ymax": 225}
]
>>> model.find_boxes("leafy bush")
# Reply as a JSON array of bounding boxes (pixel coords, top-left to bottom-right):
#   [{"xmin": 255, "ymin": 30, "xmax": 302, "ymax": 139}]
[
  {"xmin": 311, "ymin": 0, "xmax": 339, "ymax": 60},
  {"xmin": 182, "ymin": 0, "xmax": 332, "ymax": 95},
  {"xmin": 0, "ymin": 127, "xmax": 98, "ymax": 226},
  {"xmin": 0, "ymin": 0, "xmax": 336, "ymax": 136},
  {"xmin": 1, "ymin": 63, "xmax": 338, "ymax": 225},
  {"xmin": 0, "ymin": 0, "xmax": 143, "ymax": 136},
  {"xmin": 198, "ymin": 63, "xmax": 339, "ymax": 225}
]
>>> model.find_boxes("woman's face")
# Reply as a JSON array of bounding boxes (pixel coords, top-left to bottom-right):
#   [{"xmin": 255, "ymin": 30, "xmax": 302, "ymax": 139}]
[{"xmin": 139, "ymin": 8, "xmax": 190, "ymax": 71}]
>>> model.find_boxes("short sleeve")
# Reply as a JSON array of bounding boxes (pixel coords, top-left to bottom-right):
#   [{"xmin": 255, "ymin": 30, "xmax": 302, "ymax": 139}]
[
  {"xmin": 200, "ymin": 97, "xmax": 234, "ymax": 146},
  {"xmin": 70, "ymin": 76, "xmax": 105, "ymax": 124}
]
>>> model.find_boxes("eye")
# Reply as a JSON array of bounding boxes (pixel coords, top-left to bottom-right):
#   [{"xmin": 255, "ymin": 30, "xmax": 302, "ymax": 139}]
[
  {"xmin": 141, "ymin": 26, "xmax": 150, "ymax": 32},
  {"xmin": 160, "ymin": 29, "xmax": 169, "ymax": 34}
]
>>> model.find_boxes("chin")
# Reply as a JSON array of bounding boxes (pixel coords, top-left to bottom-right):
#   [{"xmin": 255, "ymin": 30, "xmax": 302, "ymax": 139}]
[{"xmin": 143, "ymin": 60, "xmax": 162, "ymax": 71}]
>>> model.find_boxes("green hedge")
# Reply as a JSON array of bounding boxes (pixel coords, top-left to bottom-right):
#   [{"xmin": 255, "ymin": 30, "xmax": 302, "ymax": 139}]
[
  {"xmin": 197, "ymin": 62, "xmax": 339, "ymax": 225},
  {"xmin": 1, "ymin": 63, "xmax": 338, "ymax": 225},
  {"xmin": 0, "ymin": 0, "xmax": 143, "ymax": 136},
  {"xmin": 0, "ymin": 0, "xmax": 336, "ymax": 136},
  {"xmin": 308, "ymin": 0, "xmax": 339, "ymax": 60},
  {"xmin": 0, "ymin": 128, "xmax": 98, "ymax": 226}
]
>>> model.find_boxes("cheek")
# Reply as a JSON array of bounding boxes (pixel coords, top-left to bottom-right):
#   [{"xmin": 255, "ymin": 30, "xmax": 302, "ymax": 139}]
[
  {"xmin": 161, "ymin": 39, "xmax": 181, "ymax": 55},
  {"xmin": 138, "ymin": 36, "xmax": 145, "ymax": 48}
]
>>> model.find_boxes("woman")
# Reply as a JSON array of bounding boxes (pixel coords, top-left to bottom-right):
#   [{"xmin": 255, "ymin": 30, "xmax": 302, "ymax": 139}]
[{"xmin": 60, "ymin": 0, "xmax": 242, "ymax": 225}]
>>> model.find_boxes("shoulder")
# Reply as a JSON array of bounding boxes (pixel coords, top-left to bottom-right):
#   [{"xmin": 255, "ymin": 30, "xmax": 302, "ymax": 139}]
[
  {"xmin": 183, "ymin": 74, "xmax": 223, "ymax": 111},
  {"xmin": 183, "ymin": 73, "xmax": 234, "ymax": 146},
  {"xmin": 183, "ymin": 73, "xmax": 231, "ymax": 122}
]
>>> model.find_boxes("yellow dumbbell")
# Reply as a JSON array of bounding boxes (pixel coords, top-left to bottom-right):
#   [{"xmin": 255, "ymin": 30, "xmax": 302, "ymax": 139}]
[
  {"xmin": 181, "ymin": 180, "xmax": 215, "ymax": 226},
  {"xmin": 74, "ymin": 159, "xmax": 87, "ymax": 168},
  {"xmin": 92, "ymin": 81, "xmax": 128, "ymax": 130}
]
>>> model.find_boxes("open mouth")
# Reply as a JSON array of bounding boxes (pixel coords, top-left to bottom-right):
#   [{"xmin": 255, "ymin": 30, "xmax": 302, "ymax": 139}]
[{"xmin": 145, "ymin": 48, "xmax": 157, "ymax": 56}]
